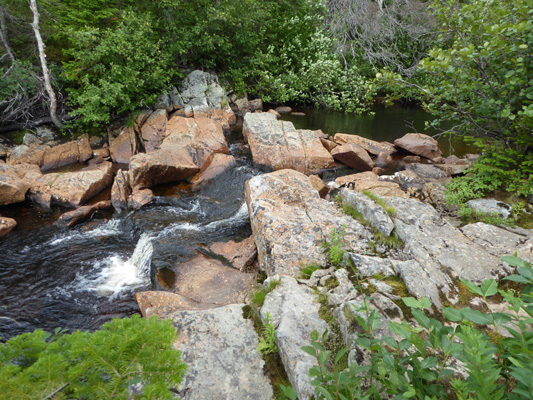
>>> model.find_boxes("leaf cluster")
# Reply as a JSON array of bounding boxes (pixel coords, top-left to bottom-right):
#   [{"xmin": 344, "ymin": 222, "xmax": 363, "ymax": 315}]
[{"xmin": 306, "ymin": 256, "xmax": 533, "ymax": 399}]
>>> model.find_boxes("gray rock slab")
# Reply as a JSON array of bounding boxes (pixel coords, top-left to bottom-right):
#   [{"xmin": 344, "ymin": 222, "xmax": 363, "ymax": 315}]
[
  {"xmin": 345, "ymin": 253, "xmax": 396, "ymax": 277},
  {"xmin": 261, "ymin": 276, "xmax": 328, "ymax": 400},
  {"xmin": 389, "ymin": 197, "xmax": 508, "ymax": 307},
  {"xmin": 341, "ymin": 188, "xmax": 395, "ymax": 236},
  {"xmin": 171, "ymin": 304, "xmax": 273, "ymax": 400},
  {"xmin": 466, "ymin": 199, "xmax": 512, "ymax": 218},
  {"xmin": 461, "ymin": 222, "xmax": 533, "ymax": 263}
]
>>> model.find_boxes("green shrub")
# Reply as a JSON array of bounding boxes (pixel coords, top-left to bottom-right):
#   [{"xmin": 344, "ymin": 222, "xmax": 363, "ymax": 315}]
[
  {"xmin": 0, "ymin": 315, "xmax": 187, "ymax": 399},
  {"xmin": 322, "ymin": 226, "xmax": 347, "ymax": 266},
  {"xmin": 305, "ymin": 256, "xmax": 533, "ymax": 399}
]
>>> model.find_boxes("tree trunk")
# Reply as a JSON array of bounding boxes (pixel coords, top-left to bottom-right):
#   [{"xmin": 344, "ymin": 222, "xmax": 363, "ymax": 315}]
[
  {"xmin": 29, "ymin": 0, "xmax": 63, "ymax": 129},
  {"xmin": 0, "ymin": 7, "xmax": 15, "ymax": 62}
]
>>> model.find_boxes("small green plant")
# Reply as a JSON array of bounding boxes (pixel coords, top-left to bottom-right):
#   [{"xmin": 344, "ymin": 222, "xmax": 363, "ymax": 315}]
[
  {"xmin": 305, "ymin": 256, "xmax": 533, "ymax": 399},
  {"xmin": 458, "ymin": 204, "xmax": 517, "ymax": 226},
  {"xmin": 0, "ymin": 315, "xmax": 187, "ymax": 399},
  {"xmin": 342, "ymin": 204, "xmax": 371, "ymax": 227},
  {"xmin": 362, "ymin": 190, "xmax": 396, "ymax": 216},
  {"xmin": 300, "ymin": 264, "xmax": 322, "ymax": 280},
  {"xmin": 258, "ymin": 313, "xmax": 278, "ymax": 357},
  {"xmin": 322, "ymin": 225, "xmax": 347, "ymax": 266}
]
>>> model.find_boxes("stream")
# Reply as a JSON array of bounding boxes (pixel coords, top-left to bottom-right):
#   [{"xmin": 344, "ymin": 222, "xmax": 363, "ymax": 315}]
[{"xmin": 0, "ymin": 105, "xmax": 468, "ymax": 341}]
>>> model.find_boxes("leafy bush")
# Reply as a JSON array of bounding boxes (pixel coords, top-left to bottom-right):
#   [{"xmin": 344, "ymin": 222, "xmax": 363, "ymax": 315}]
[
  {"xmin": 306, "ymin": 256, "xmax": 533, "ymax": 399},
  {"xmin": 0, "ymin": 315, "xmax": 187, "ymax": 399},
  {"xmin": 322, "ymin": 226, "xmax": 347, "ymax": 266}
]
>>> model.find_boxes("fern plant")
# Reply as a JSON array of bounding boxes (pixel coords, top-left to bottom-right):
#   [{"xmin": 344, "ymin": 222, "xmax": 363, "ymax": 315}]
[{"xmin": 0, "ymin": 315, "xmax": 187, "ymax": 399}]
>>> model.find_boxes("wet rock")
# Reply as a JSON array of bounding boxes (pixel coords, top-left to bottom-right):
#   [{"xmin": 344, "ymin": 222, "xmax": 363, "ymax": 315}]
[
  {"xmin": 291, "ymin": 112, "xmax": 306, "ymax": 116},
  {"xmin": 382, "ymin": 170, "xmax": 426, "ymax": 192},
  {"xmin": 209, "ymin": 236, "xmax": 257, "ymax": 271},
  {"xmin": 156, "ymin": 268, "xmax": 176, "ymax": 290},
  {"xmin": 394, "ymin": 133, "xmax": 442, "ymax": 159},
  {"xmin": 140, "ymin": 109, "xmax": 168, "ymax": 152},
  {"xmin": 0, "ymin": 217, "xmax": 17, "ymax": 238},
  {"xmin": 234, "ymin": 97, "xmax": 250, "ymax": 117},
  {"xmin": 109, "ymin": 127, "xmax": 141, "ymax": 164},
  {"xmin": 243, "ymin": 113, "xmax": 334, "ymax": 174},
  {"xmin": 336, "ymin": 171, "xmax": 408, "ymax": 198},
  {"xmin": 0, "ymin": 163, "xmax": 42, "ymax": 205},
  {"xmin": 173, "ymin": 255, "xmax": 254, "ymax": 307},
  {"xmin": 92, "ymin": 148, "xmax": 110, "ymax": 159},
  {"xmin": 56, "ymin": 200, "xmax": 112, "ymax": 228},
  {"xmin": 261, "ymin": 276, "xmax": 328, "ymax": 400},
  {"xmin": 340, "ymin": 188, "xmax": 395, "ymax": 236},
  {"xmin": 309, "ymin": 174, "xmax": 329, "ymax": 198},
  {"xmin": 245, "ymin": 169, "xmax": 370, "ymax": 277},
  {"xmin": 373, "ymin": 151, "xmax": 393, "ymax": 168},
  {"xmin": 331, "ymin": 143, "xmax": 374, "ymax": 171},
  {"xmin": 171, "ymin": 304, "xmax": 274, "ymax": 400},
  {"xmin": 461, "ymin": 222, "xmax": 533, "ymax": 263},
  {"xmin": 89, "ymin": 135, "xmax": 107, "ymax": 149},
  {"xmin": 389, "ymin": 197, "xmax": 509, "ymax": 307},
  {"xmin": 465, "ymin": 199, "xmax": 512, "ymax": 219},
  {"xmin": 275, "ymin": 106, "xmax": 292, "ymax": 114},
  {"xmin": 189, "ymin": 153, "xmax": 236, "ymax": 188},
  {"xmin": 30, "ymin": 161, "xmax": 114, "ymax": 208},
  {"xmin": 333, "ymin": 133, "xmax": 396, "ymax": 156}
]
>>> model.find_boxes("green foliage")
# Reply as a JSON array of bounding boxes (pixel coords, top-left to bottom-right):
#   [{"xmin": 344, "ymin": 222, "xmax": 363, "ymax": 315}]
[
  {"xmin": 306, "ymin": 256, "xmax": 533, "ymax": 399},
  {"xmin": 258, "ymin": 313, "xmax": 278, "ymax": 357},
  {"xmin": 362, "ymin": 190, "xmax": 396, "ymax": 216},
  {"xmin": 322, "ymin": 225, "xmax": 347, "ymax": 266},
  {"xmin": 300, "ymin": 264, "xmax": 322, "ymax": 280},
  {"xmin": 457, "ymin": 204, "xmax": 518, "ymax": 227},
  {"xmin": 62, "ymin": 9, "xmax": 176, "ymax": 127},
  {"xmin": 0, "ymin": 315, "xmax": 187, "ymax": 399}
]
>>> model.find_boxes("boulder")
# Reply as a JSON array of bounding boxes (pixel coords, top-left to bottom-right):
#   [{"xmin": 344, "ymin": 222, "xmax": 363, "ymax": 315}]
[
  {"xmin": 331, "ymin": 143, "xmax": 374, "ymax": 171},
  {"xmin": 234, "ymin": 97, "xmax": 250, "ymax": 117},
  {"xmin": 245, "ymin": 169, "xmax": 370, "ymax": 276},
  {"xmin": 109, "ymin": 127, "xmax": 141, "ymax": 164},
  {"xmin": 394, "ymin": 133, "xmax": 442, "ymax": 159},
  {"xmin": 381, "ymin": 170, "xmax": 426, "ymax": 192},
  {"xmin": 333, "ymin": 133, "xmax": 396, "ymax": 156},
  {"xmin": 243, "ymin": 113, "xmax": 334, "ymax": 174},
  {"xmin": 340, "ymin": 188, "xmax": 395, "ymax": 236},
  {"xmin": 41, "ymin": 141, "xmax": 80, "ymax": 171},
  {"xmin": 169, "ymin": 304, "xmax": 274, "ymax": 400},
  {"xmin": 403, "ymin": 155, "xmax": 421, "ymax": 163},
  {"xmin": 336, "ymin": 171, "xmax": 408, "ymax": 198},
  {"xmin": 23, "ymin": 132, "xmax": 42, "ymax": 146},
  {"xmin": 111, "ymin": 169, "xmax": 131, "ymax": 212},
  {"xmin": 208, "ymin": 236, "xmax": 257, "ymax": 271},
  {"xmin": 136, "ymin": 291, "xmax": 210, "ymax": 318},
  {"xmin": 128, "ymin": 147, "xmax": 199, "ymax": 190},
  {"xmin": 7, "ymin": 144, "xmax": 48, "ymax": 166},
  {"xmin": 30, "ymin": 161, "xmax": 114, "ymax": 208},
  {"xmin": 56, "ymin": 200, "xmax": 112, "ymax": 228},
  {"xmin": 140, "ymin": 109, "xmax": 168, "ymax": 152},
  {"xmin": 0, "ymin": 217, "xmax": 17, "ymax": 238},
  {"xmin": 344, "ymin": 253, "xmax": 395, "ymax": 277},
  {"xmin": 267, "ymin": 109, "xmax": 281, "ymax": 119},
  {"xmin": 249, "ymin": 99, "xmax": 263, "ymax": 112},
  {"xmin": 261, "ymin": 276, "xmax": 328, "ymax": 400},
  {"xmin": 189, "ymin": 153, "xmax": 236, "ymax": 188},
  {"xmin": 179, "ymin": 70, "xmax": 236, "ymax": 129},
  {"xmin": 173, "ymin": 255, "xmax": 255, "ymax": 307},
  {"xmin": 0, "ymin": 163, "xmax": 42, "ymax": 205},
  {"xmin": 129, "ymin": 188, "xmax": 153, "ymax": 210}
]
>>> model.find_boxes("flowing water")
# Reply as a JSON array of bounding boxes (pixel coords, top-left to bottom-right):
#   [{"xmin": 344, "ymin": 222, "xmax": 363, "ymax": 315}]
[{"xmin": 0, "ymin": 106, "xmax": 471, "ymax": 341}]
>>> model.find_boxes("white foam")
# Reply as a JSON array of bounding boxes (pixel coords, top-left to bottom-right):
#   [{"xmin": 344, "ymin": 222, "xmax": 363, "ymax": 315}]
[{"xmin": 48, "ymin": 219, "xmax": 122, "ymax": 246}]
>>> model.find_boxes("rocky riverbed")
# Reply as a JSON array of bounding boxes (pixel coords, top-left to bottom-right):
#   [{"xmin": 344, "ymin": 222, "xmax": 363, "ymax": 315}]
[{"xmin": 2, "ymin": 70, "xmax": 532, "ymax": 399}]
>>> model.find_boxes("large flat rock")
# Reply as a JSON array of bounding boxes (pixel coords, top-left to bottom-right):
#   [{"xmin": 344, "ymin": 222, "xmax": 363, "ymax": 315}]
[
  {"xmin": 243, "ymin": 113, "xmax": 334, "ymax": 174},
  {"xmin": 169, "ymin": 304, "xmax": 274, "ymax": 400},
  {"xmin": 245, "ymin": 169, "xmax": 370, "ymax": 276},
  {"xmin": 0, "ymin": 163, "xmax": 42, "ymax": 205},
  {"xmin": 333, "ymin": 133, "xmax": 396, "ymax": 156}
]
